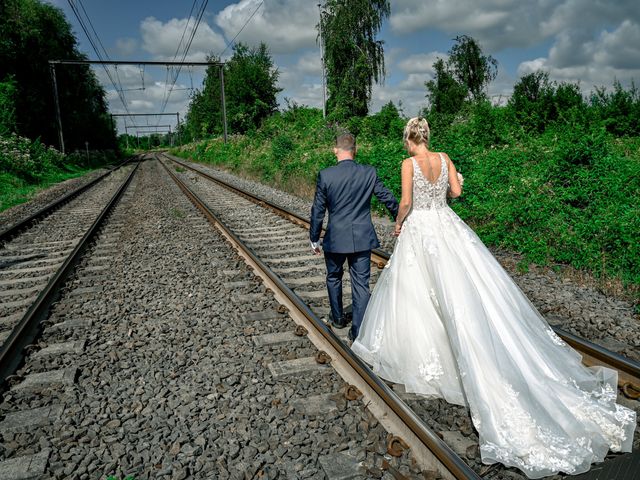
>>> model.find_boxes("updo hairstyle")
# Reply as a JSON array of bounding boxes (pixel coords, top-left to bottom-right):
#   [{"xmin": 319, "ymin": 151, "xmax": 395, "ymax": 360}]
[{"xmin": 403, "ymin": 117, "xmax": 430, "ymax": 146}]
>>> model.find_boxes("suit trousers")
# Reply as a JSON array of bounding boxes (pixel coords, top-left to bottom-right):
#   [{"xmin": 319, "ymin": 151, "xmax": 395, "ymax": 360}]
[{"xmin": 324, "ymin": 250, "xmax": 371, "ymax": 337}]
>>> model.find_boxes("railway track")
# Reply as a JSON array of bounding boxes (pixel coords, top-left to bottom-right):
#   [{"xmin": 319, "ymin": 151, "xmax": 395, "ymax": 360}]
[
  {"xmin": 160, "ymin": 152, "xmax": 639, "ymax": 479},
  {"xmin": 0, "ymin": 153, "xmax": 636, "ymax": 478},
  {"xmin": 0, "ymin": 161, "xmax": 139, "ymax": 382}
]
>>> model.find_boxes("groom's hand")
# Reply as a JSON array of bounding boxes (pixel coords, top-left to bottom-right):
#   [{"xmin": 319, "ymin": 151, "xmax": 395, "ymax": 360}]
[
  {"xmin": 393, "ymin": 222, "xmax": 402, "ymax": 237},
  {"xmin": 310, "ymin": 241, "xmax": 322, "ymax": 256}
]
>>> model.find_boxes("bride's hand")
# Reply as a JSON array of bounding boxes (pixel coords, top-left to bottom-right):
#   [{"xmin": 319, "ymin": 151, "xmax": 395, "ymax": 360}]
[
  {"xmin": 457, "ymin": 172, "xmax": 464, "ymax": 187},
  {"xmin": 393, "ymin": 222, "xmax": 402, "ymax": 237}
]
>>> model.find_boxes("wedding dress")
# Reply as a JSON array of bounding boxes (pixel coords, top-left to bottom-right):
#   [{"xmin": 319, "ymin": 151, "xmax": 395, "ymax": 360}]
[{"xmin": 351, "ymin": 154, "xmax": 636, "ymax": 478}]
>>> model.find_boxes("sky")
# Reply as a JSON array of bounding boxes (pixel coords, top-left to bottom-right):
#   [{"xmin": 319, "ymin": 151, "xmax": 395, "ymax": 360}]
[{"xmin": 46, "ymin": 1, "xmax": 640, "ymax": 135}]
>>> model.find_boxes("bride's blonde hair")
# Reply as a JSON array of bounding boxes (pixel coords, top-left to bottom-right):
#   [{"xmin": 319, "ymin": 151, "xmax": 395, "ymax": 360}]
[{"xmin": 403, "ymin": 117, "xmax": 430, "ymax": 146}]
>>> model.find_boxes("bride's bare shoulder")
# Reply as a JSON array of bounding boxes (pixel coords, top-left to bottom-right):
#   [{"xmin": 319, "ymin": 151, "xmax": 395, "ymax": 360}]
[{"xmin": 437, "ymin": 151, "xmax": 453, "ymax": 164}]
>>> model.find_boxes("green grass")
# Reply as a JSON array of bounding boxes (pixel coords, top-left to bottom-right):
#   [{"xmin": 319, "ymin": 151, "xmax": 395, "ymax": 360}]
[
  {"xmin": 1, "ymin": 133, "xmax": 119, "ymax": 215},
  {"xmin": 0, "ymin": 166, "xmax": 93, "ymax": 212}
]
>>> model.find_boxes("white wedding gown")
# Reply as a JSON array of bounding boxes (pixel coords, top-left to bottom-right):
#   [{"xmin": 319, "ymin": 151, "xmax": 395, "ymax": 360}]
[{"xmin": 351, "ymin": 155, "xmax": 636, "ymax": 478}]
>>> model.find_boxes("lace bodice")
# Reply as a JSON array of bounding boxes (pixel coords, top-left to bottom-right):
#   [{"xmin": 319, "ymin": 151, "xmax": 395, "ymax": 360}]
[{"xmin": 412, "ymin": 154, "xmax": 448, "ymax": 210}]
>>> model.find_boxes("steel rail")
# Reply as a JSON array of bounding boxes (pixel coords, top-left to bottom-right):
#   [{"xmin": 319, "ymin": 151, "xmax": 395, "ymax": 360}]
[
  {"xmin": 0, "ymin": 156, "xmax": 132, "ymax": 244},
  {"xmin": 163, "ymin": 153, "xmax": 640, "ymax": 393},
  {"xmin": 0, "ymin": 162, "xmax": 140, "ymax": 383},
  {"xmin": 161, "ymin": 153, "xmax": 393, "ymax": 263},
  {"xmin": 159, "ymin": 156, "xmax": 480, "ymax": 480}
]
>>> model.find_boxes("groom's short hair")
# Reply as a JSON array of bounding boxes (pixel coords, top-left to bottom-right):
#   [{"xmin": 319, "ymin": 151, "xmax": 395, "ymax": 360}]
[{"xmin": 335, "ymin": 132, "xmax": 356, "ymax": 153}]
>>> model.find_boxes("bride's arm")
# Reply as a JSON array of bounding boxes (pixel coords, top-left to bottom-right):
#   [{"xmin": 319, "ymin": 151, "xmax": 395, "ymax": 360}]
[
  {"xmin": 393, "ymin": 159, "xmax": 413, "ymax": 236},
  {"xmin": 446, "ymin": 154, "xmax": 462, "ymax": 198}
]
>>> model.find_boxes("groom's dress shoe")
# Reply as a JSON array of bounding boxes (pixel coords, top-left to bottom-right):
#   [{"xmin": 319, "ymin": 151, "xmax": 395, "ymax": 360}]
[
  {"xmin": 330, "ymin": 316, "xmax": 348, "ymax": 329},
  {"xmin": 348, "ymin": 330, "xmax": 356, "ymax": 342}
]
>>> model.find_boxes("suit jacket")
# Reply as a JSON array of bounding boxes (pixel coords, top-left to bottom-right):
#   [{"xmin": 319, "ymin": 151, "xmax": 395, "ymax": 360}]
[{"xmin": 310, "ymin": 159, "xmax": 399, "ymax": 254}]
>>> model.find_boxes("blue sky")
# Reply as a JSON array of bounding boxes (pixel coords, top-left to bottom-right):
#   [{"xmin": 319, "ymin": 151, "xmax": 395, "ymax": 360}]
[{"xmin": 47, "ymin": 1, "xmax": 640, "ymax": 134}]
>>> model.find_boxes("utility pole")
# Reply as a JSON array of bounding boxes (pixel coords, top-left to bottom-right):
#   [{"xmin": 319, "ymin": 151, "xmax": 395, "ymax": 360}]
[
  {"xmin": 318, "ymin": 2, "xmax": 327, "ymax": 118},
  {"xmin": 219, "ymin": 66, "xmax": 228, "ymax": 143},
  {"xmin": 176, "ymin": 112, "xmax": 181, "ymax": 146},
  {"xmin": 49, "ymin": 63, "xmax": 65, "ymax": 154}
]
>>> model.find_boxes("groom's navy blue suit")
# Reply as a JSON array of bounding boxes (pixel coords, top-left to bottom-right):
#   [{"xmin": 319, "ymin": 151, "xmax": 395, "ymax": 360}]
[{"xmin": 310, "ymin": 159, "xmax": 398, "ymax": 338}]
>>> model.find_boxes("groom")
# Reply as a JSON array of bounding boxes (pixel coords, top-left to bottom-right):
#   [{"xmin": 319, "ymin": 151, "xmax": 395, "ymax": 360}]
[{"xmin": 310, "ymin": 132, "xmax": 399, "ymax": 341}]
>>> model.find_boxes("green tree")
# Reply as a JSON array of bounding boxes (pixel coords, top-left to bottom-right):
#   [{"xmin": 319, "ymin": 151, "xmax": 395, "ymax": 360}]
[
  {"xmin": 224, "ymin": 43, "xmax": 280, "ymax": 133},
  {"xmin": 590, "ymin": 80, "xmax": 640, "ymax": 136},
  {"xmin": 448, "ymin": 35, "xmax": 498, "ymax": 100},
  {"xmin": 0, "ymin": 0, "xmax": 115, "ymax": 150},
  {"xmin": 362, "ymin": 101, "xmax": 405, "ymax": 138},
  {"xmin": 185, "ymin": 43, "xmax": 279, "ymax": 137},
  {"xmin": 509, "ymin": 71, "xmax": 555, "ymax": 132},
  {"xmin": 319, "ymin": 0, "xmax": 390, "ymax": 119},
  {"xmin": 509, "ymin": 71, "xmax": 585, "ymax": 132},
  {"xmin": 0, "ymin": 75, "xmax": 17, "ymax": 135},
  {"xmin": 425, "ymin": 58, "xmax": 468, "ymax": 116},
  {"xmin": 184, "ymin": 55, "xmax": 223, "ymax": 139}
]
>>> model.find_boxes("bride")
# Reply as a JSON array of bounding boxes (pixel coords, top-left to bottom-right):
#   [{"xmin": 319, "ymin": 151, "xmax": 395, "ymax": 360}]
[{"xmin": 351, "ymin": 117, "xmax": 636, "ymax": 478}]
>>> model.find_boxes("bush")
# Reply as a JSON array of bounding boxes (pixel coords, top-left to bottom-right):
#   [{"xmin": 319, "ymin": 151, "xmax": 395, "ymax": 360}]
[
  {"xmin": 509, "ymin": 72, "xmax": 586, "ymax": 133},
  {"xmin": 590, "ymin": 80, "xmax": 640, "ymax": 136},
  {"xmin": 0, "ymin": 134, "xmax": 65, "ymax": 181}
]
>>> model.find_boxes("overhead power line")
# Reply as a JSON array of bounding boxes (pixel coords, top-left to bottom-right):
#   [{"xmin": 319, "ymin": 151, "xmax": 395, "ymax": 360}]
[
  {"xmin": 66, "ymin": 0, "xmax": 135, "ymax": 124},
  {"xmin": 159, "ymin": 0, "xmax": 209, "ymax": 116},
  {"xmin": 160, "ymin": 0, "xmax": 198, "ymax": 111}
]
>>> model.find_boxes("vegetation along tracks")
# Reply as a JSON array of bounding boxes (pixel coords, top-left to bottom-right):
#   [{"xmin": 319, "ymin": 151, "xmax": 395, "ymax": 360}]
[{"xmin": 162, "ymin": 152, "xmax": 640, "ymax": 479}]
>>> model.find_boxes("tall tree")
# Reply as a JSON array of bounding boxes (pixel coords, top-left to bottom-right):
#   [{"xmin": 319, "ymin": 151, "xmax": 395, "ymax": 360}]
[
  {"xmin": 224, "ymin": 43, "xmax": 280, "ymax": 133},
  {"xmin": 185, "ymin": 43, "xmax": 280, "ymax": 137},
  {"xmin": 0, "ymin": 76, "xmax": 17, "ymax": 135},
  {"xmin": 447, "ymin": 35, "xmax": 498, "ymax": 100},
  {"xmin": 425, "ymin": 58, "xmax": 468, "ymax": 115},
  {"xmin": 0, "ymin": 0, "xmax": 115, "ymax": 149},
  {"xmin": 184, "ymin": 55, "xmax": 223, "ymax": 140},
  {"xmin": 319, "ymin": 0, "xmax": 390, "ymax": 119}
]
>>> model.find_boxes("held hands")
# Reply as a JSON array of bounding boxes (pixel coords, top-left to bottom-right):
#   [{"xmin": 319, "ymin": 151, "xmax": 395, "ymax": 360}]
[
  {"xmin": 393, "ymin": 222, "xmax": 403, "ymax": 237},
  {"xmin": 310, "ymin": 241, "xmax": 322, "ymax": 256}
]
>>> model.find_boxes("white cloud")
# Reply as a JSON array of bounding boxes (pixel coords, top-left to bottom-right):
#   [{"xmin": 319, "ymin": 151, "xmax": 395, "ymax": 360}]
[
  {"xmin": 276, "ymin": 64, "xmax": 323, "ymax": 109},
  {"xmin": 140, "ymin": 16, "xmax": 227, "ymax": 61},
  {"xmin": 129, "ymin": 99, "xmax": 155, "ymax": 110},
  {"xmin": 215, "ymin": 0, "xmax": 318, "ymax": 54},
  {"xmin": 517, "ymin": 19, "xmax": 640, "ymax": 90},
  {"xmin": 389, "ymin": 1, "xmax": 640, "ymax": 95},
  {"xmin": 295, "ymin": 51, "xmax": 322, "ymax": 76},
  {"xmin": 115, "ymin": 37, "xmax": 137, "ymax": 56},
  {"xmin": 397, "ymin": 52, "xmax": 447, "ymax": 74},
  {"xmin": 390, "ymin": 0, "xmax": 550, "ymax": 51},
  {"xmin": 371, "ymin": 80, "xmax": 427, "ymax": 117},
  {"xmin": 389, "ymin": 0, "xmax": 640, "ymax": 52}
]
